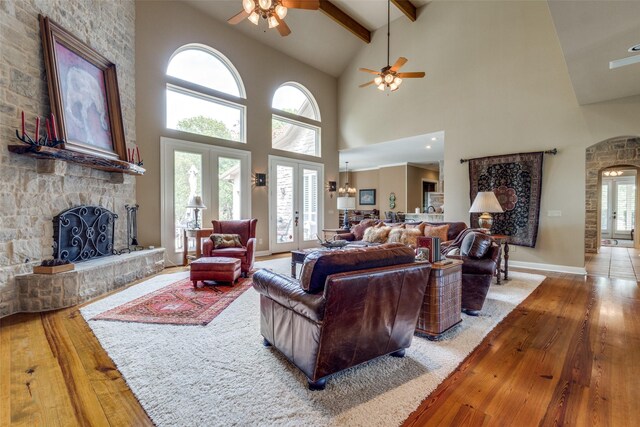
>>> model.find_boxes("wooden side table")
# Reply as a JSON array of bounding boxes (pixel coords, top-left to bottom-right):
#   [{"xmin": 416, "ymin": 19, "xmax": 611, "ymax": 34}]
[
  {"xmin": 490, "ymin": 234, "xmax": 510, "ymax": 283},
  {"xmin": 415, "ymin": 259, "xmax": 463, "ymax": 339},
  {"xmin": 182, "ymin": 228, "xmax": 213, "ymax": 266},
  {"xmin": 322, "ymin": 228, "xmax": 348, "ymax": 240}
]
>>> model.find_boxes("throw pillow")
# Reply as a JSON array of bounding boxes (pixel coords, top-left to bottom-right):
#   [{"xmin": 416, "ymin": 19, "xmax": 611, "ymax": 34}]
[
  {"xmin": 423, "ymin": 224, "xmax": 450, "ymax": 242},
  {"xmin": 363, "ymin": 226, "xmax": 391, "ymax": 243},
  {"xmin": 405, "ymin": 222, "xmax": 426, "ymax": 234},
  {"xmin": 351, "ymin": 219, "xmax": 377, "ymax": 240},
  {"xmin": 211, "ymin": 233, "xmax": 243, "ymax": 249},
  {"xmin": 460, "ymin": 232, "xmax": 493, "ymax": 258},
  {"xmin": 387, "ymin": 227, "xmax": 404, "ymax": 244},
  {"xmin": 400, "ymin": 228, "xmax": 423, "ymax": 248}
]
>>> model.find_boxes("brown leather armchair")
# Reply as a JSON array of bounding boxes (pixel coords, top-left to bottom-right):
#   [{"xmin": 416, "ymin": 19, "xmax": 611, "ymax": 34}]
[
  {"xmin": 202, "ymin": 219, "xmax": 257, "ymax": 276},
  {"xmin": 447, "ymin": 231, "xmax": 501, "ymax": 316},
  {"xmin": 252, "ymin": 243, "xmax": 431, "ymax": 390}
]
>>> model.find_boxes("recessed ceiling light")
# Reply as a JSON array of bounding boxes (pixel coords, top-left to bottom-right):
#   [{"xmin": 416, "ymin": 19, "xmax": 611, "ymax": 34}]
[
  {"xmin": 629, "ymin": 43, "xmax": 640, "ymax": 52},
  {"xmin": 431, "ymin": 137, "xmax": 437, "ymax": 141},
  {"xmin": 426, "ymin": 145, "xmax": 432, "ymax": 149}
]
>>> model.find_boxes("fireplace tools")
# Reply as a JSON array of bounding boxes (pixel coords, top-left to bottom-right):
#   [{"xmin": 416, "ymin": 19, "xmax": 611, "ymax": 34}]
[{"xmin": 119, "ymin": 204, "xmax": 144, "ymax": 253}]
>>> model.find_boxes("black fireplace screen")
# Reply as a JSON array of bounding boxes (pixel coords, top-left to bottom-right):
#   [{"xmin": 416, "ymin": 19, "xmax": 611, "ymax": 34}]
[{"xmin": 53, "ymin": 205, "xmax": 117, "ymax": 262}]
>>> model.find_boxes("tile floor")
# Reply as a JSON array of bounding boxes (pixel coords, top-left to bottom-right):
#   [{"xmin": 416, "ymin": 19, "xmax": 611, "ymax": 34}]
[{"xmin": 585, "ymin": 246, "xmax": 640, "ymax": 281}]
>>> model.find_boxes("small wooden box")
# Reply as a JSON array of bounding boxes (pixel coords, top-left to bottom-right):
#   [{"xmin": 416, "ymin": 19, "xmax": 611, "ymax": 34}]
[{"xmin": 33, "ymin": 263, "xmax": 75, "ymax": 274}]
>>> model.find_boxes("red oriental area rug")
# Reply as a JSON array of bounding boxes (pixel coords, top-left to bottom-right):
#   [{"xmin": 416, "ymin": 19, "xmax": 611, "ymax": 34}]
[{"xmin": 93, "ymin": 278, "xmax": 252, "ymax": 326}]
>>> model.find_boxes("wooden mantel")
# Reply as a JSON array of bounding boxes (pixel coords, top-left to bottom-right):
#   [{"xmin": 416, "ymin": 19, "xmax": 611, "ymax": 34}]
[{"xmin": 8, "ymin": 144, "xmax": 145, "ymax": 176}]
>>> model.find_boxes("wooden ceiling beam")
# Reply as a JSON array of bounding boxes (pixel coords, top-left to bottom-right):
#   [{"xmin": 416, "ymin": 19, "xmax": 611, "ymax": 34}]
[
  {"xmin": 319, "ymin": 0, "xmax": 371, "ymax": 43},
  {"xmin": 391, "ymin": 0, "xmax": 417, "ymax": 22}
]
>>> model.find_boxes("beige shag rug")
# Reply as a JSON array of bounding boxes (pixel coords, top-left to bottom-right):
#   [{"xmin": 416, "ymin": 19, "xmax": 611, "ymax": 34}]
[{"xmin": 82, "ymin": 257, "xmax": 545, "ymax": 426}]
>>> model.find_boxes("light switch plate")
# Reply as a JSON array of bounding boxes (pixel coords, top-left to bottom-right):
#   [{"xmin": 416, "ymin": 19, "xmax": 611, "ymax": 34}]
[{"xmin": 548, "ymin": 210, "xmax": 562, "ymax": 217}]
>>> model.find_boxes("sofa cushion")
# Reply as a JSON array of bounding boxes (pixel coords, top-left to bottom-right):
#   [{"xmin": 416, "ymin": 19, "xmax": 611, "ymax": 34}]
[
  {"xmin": 424, "ymin": 224, "xmax": 449, "ymax": 242},
  {"xmin": 299, "ymin": 243, "xmax": 415, "ymax": 293},
  {"xmin": 363, "ymin": 226, "xmax": 391, "ymax": 243},
  {"xmin": 211, "ymin": 233, "xmax": 243, "ymax": 249},
  {"xmin": 209, "ymin": 247, "xmax": 247, "ymax": 257},
  {"xmin": 350, "ymin": 219, "xmax": 378, "ymax": 241},
  {"xmin": 460, "ymin": 232, "xmax": 493, "ymax": 259}
]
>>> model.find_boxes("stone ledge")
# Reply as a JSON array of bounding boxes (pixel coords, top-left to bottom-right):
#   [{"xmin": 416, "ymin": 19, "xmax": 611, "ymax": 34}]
[{"xmin": 15, "ymin": 249, "xmax": 165, "ymax": 312}]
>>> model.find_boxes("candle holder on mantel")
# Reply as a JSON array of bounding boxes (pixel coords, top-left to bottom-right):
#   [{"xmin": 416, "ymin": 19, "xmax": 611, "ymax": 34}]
[{"xmin": 15, "ymin": 129, "xmax": 64, "ymax": 148}]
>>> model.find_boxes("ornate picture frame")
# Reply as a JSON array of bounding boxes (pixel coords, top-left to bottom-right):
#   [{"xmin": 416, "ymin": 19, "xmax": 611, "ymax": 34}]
[
  {"xmin": 40, "ymin": 15, "xmax": 126, "ymax": 160},
  {"xmin": 359, "ymin": 189, "xmax": 376, "ymax": 205}
]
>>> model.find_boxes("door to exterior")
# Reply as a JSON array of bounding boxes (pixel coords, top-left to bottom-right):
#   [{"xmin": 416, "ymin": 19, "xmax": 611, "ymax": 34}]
[
  {"xmin": 269, "ymin": 156, "xmax": 323, "ymax": 253},
  {"xmin": 161, "ymin": 137, "xmax": 251, "ymax": 265},
  {"xmin": 601, "ymin": 174, "xmax": 636, "ymax": 240}
]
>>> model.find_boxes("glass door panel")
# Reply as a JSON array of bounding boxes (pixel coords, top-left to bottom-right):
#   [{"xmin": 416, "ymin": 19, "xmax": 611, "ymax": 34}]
[
  {"xmin": 614, "ymin": 180, "xmax": 635, "ymax": 238},
  {"xmin": 601, "ymin": 182, "xmax": 610, "ymax": 237},
  {"xmin": 219, "ymin": 157, "xmax": 241, "ymax": 220},
  {"xmin": 174, "ymin": 151, "xmax": 203, "ymax": 253},
  {"xmin": 276, "ymin": 164, "xmax": 295, "ymax": 244},
  {"xmin": 302, "ymin": 168, "xmax": 319, "ymax": 242}
]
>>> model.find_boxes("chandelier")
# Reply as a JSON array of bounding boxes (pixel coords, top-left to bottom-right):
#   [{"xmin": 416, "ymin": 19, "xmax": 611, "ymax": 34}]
[
  {"xmin": 603, "ymin": 170, "xmax": 623, "ymax": 177},
  {"xmin": 243, "ymin": 0, "xmax": 288, "ymax": 28},
  {"xmin": 339, "ymin": 162, "xmax": 356, "ymax": 196}
]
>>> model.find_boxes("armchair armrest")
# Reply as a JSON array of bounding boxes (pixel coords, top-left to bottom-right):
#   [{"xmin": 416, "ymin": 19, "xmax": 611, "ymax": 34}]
[
  {"xmin": 246, "ymin": 237, "xmax": 256, "ymax": 263},
  {"xmin": 448, "ymin": 254, "xmax": 498, "ymax": 275},
  {"xmin": 252, "ymin": 269, "xmax": 326, "ymax": 322},
  {"xmin": 202, "ymin": 238, "xmax": 213, "ymax": 257}
]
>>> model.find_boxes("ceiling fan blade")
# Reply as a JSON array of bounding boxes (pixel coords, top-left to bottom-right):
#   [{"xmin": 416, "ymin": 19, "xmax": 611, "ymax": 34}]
[
  {"xmin": 275, "ymin": 15, "xmax": 291, "ymax": 36},
  {"xmin": 282, "ymin": 0, "xmax": 320, "ymax": 10},
  {"xmin": 390, "ymin": 57, "xmax": 408, "ymax": 72},
  {"xmin": 359, "ymin": 80, "xmax": 375, "ymax": 88},
  {"xmin": 358, "ymin": 68, "xmax": 380, "ymax": 75},
  {"xmin": 227, "ymin": 10, "xmax": 250, "ymax": 25},
  {"xmin": 396, "ymin": 72, "xmax": 426, "ymax": 78}
]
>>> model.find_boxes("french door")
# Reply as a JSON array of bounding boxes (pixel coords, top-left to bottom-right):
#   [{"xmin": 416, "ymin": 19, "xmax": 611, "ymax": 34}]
[
  {"xmin": 161, "ymin": 137, "xmax": 251, "ymax": 265},
  {"xmin": 601, "ymin": 176, "xmax": 636, "ymax": 240},
  {"xmin": 269, "ymin": 156, "xmax": 323, "ymax": 253}
]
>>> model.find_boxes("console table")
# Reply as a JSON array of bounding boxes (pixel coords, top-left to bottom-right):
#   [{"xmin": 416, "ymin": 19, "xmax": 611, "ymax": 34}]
[{"xmin": 415, "ymin": 259, "xmax": 463, "ymax": 339}]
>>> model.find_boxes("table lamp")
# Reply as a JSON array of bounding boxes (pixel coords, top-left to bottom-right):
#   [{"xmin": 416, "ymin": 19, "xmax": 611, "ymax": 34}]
[
  {"xmin": 337, "ymin": 196, "xmax": 356, "ymax": 230},
  {"xmin": 186, "ymin": 196, "xmax": 207, "ymax": 229},
  {"xmin": 469, "ymin": 191, "xmax": 504, "ymax": 232}
]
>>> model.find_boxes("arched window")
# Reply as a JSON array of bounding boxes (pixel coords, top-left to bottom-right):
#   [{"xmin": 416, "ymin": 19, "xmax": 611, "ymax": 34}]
[
  {"xmin": 166, "ymin": 44, "xmax": 246, "ymax": 143},
  {"xmin": 272, "ymin": 82, "xmax": 321, "ymax": 157}
]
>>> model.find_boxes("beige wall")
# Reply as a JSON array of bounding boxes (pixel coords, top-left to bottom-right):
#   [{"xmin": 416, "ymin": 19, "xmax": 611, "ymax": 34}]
[
  {"xmin": 136, "ymin": 1, "xmax": 339, "ymax": 253},
  {"xmin": 407, "ymin": 166, "xmax": 439, "ymax": 213},
  {"xmin": 338, "ymin": 1, "xmax": 640, "ymax": 269}
]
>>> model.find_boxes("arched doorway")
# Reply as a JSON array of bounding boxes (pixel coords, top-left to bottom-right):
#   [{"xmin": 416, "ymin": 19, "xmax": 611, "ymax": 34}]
[{"xmin": 585, "ymin": 136, "xmax": 640, "ymax": 253}]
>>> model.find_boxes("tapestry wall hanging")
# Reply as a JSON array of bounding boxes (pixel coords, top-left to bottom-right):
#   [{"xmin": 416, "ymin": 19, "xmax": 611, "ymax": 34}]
[{"xmin": 469, "ymin": 152, "xmax": 544, "ymax": 247}]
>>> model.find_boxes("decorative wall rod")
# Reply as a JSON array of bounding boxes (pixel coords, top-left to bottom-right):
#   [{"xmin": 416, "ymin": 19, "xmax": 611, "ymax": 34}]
[{"xmin": 460, "ymin": 148, "xmax": 558, "ymax": 164}]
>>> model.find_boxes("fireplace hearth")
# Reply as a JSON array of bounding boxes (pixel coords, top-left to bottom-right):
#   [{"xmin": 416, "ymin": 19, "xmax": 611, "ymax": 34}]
[{"xmin": 53, "ymin": 205, "xmax": 117, "ymax": 262}]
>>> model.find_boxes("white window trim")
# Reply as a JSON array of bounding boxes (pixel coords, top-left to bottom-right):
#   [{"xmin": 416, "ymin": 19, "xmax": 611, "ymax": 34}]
[
  {"xmin": 272, "ymin": 114, "xmax": 321, "ymax": 157},
  {"xmin": 166, "ymin": 83, "xmax": 247, "ymax": 143},
  {"xmin": 272, "ymin": 81, "xmax": 320, "ymax": 122},
  {"xmin": 160, "ymin": 136, "xmax": 252, "ymax": 265}
]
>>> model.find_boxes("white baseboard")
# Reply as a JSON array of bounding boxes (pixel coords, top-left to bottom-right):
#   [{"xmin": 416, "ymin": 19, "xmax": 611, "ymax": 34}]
[
  {"xmin": 507, "ymin": 260, "xmax": 587, "ymax": 275},
  {"xmin": 255, "ymin": 250, "xmax": 272, "ymax": 257}
]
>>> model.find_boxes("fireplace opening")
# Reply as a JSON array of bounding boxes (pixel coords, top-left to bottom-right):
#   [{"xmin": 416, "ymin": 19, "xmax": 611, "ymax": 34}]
[{"xmin": 53, "ymin": 205, "xmax": 117, "ymax": 262}]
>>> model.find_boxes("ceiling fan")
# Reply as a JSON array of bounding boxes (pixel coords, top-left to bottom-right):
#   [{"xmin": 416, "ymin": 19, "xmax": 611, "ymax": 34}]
[
  {"xmin": 359, "ymin": 0, "xmax": 425, "ymax": 92},
  {"xmin": 228, "ymin": 0, "xmax": 319, "ymax": 36}
]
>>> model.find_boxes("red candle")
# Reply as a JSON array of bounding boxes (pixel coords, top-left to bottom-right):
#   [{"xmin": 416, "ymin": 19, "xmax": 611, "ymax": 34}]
[
  {"xmin": 136, "ymin": 146, "xmax": 140, "ymax": 164},
  {"xmin": 21, "ymin": 111, "xmax": 25, "ymax": 137},
  {"xmin": 45, "ymin": 118, "xmax": 51, "ymax": 140},
  {"xmin": 50, "ymin": 113, "xmax": 57, "ymax": 140},
  {"xmin": 35, "ymin": 116, "xmax": 39, "ymax": 141}
]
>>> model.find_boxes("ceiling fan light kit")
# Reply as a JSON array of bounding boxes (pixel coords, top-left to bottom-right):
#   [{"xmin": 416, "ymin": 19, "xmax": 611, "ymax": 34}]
[
  {"xmin": 358, "ymin": 0, "xmax": 425, "ymax": 92},
  {"xmin": 228, "ymin": 0, "xmax": 318, "ymax": 36}
]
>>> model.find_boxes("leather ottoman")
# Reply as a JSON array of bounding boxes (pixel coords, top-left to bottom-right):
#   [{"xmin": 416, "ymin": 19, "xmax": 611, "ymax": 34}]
[{"xmin": 190, "ymin": 257, "xmax": 242, "ymax": 287}]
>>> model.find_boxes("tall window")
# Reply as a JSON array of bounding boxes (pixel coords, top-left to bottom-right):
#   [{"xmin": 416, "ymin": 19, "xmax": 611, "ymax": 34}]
[
  {"xmin": 166, "ymin": 44, "xmax": 246, "ymax": 143},
  {"xmin": 272, "ymin": 83, "xmax": 321, "ymax": 157}
]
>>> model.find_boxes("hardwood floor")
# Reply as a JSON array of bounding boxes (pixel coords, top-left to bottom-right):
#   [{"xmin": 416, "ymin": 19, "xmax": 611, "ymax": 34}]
[
  {"xmin": 585, "ymin": 246, "xmax": 640, "ymax": 282},
  {"xmin": 1, "ymin": 266, "xmax": 638, "ymax": 426}
]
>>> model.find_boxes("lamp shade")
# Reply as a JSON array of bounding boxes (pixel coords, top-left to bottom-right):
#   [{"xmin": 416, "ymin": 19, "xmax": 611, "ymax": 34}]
[
  {"xmin": 186, "ymin": 196, "xmax": 207, "ymax": 209},
  {"xmin": 337, "ymin": 197, "xmax": 356, "ymax": 210},
  {"xmin": 469, "ymin": 192, "xmax": 503, "ymax": 213}
]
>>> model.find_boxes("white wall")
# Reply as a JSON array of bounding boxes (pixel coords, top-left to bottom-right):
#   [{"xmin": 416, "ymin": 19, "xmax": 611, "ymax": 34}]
[{"xmin": 338, "ymin": 1, "xmax": 640, "ymax": 269}]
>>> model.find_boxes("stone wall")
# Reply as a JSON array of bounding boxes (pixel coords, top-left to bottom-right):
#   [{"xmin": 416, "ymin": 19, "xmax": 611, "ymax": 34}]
[
  {"xmin": 584, "ymin": 136, "xmax": 640, "ymax": 253},
  {"xmin": 0, "ymin": 0, "xmax": 136, "ymax": 317}
]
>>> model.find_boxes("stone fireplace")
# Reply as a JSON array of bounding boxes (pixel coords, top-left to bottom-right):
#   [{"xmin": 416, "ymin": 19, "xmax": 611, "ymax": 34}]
[{"xmin": 53, "ymin": 205, "xmax": 118, "ymax": 263}]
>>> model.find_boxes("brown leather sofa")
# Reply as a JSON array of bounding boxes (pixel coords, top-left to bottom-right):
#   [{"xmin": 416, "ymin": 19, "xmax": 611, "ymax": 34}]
[
  {"xmin": 202, "ymin": 219, "xmax": 257, "ymax": 276},
  {"xmin": 447, "ymin": 231, "xmax": 501, "ymax": 315},
  {"xmin": 252, "ymin": 243, "xmax": 432, "ymax": 390},
  {"xmin": 336, "ymin": 220, "xmax": 468, "ymax": 244}
]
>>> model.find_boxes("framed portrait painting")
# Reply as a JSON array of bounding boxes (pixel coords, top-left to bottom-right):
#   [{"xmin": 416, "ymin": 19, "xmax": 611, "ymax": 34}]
[
  {"xmin": 40, "ymin": 15, "xmax": 126, "ymax": 160},
  {"xmin": 359, "ymin": 189, "xmax": 376, "ymax": 205}
]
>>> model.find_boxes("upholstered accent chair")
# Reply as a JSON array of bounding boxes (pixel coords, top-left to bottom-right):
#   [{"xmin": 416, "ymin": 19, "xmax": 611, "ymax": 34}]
[
  {"xmin": 252, "ymin": 243, "xmax": 432, "ymax": 390},
  {"xmin": 202, "ymin": 219, "xmax": 257, "ymax": 276}
]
